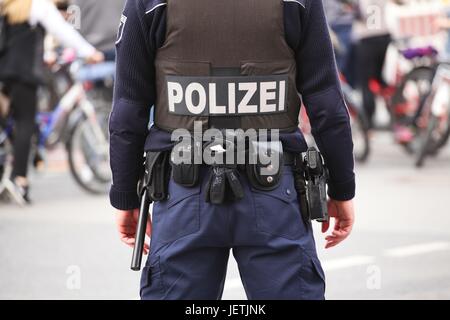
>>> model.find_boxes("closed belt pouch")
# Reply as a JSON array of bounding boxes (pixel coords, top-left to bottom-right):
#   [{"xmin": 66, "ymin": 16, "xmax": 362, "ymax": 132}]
[
  {"xmin": 170, "ymin": 138, "xmax": 200, "ymax": 187},
  {"xmin": 171, "ymin": 162, "xmax": 199, "ymax": 187},
  {"xmin": 246, "ymin": 140, "xmax": 284, "ymax": 191},
  {"xmin": 144, "ymin": 151, "xmax": 171, "ymax": 202}
]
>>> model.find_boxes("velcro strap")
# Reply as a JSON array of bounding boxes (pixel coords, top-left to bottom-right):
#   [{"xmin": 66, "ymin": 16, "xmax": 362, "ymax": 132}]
[
  {"xmin": 205, "ymin": 166, "xmax": 245, "ymax": 204},
  {"xmin": 226, "ymin": 170, "xmax": 244, "ymax": 201}
]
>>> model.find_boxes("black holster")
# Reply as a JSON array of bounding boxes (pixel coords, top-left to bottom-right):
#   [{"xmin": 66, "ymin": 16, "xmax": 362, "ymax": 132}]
[
  {"xmin": 293, "ymin": 148, "xmax": 329, "ymax": 223},
  {"xmin": 140, "ymin": 151, "xmax": 171, "ymax": 202},
  {"xmin": 131, "ymin": 151, "xmax": 170, "ymax": 271},
  {"xmin": 293, "ymin": 154, "xmax": 310, "ymax": 224}
]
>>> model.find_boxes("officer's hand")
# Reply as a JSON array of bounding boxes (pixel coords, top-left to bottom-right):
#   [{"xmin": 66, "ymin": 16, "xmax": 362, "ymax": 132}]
[
  {"xmin": 116, "ymin": 209, "xmax": 152, "ymax": 255},
  {"xmin": 322, "ymin": 199, "xmax": 354, "ymax": 249}
]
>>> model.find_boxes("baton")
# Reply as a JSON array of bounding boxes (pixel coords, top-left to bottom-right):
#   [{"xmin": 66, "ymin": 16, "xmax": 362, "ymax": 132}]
[{"xmin": 131, "ymin": 188, "xmax": 151, "ymax": 271}]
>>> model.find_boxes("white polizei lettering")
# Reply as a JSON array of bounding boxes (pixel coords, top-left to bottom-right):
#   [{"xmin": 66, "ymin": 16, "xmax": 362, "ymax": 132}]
[
  {"xmin": 168, "ymin": 77, "xmax": 287, "ymax": 115},
  {"xmin": 228, "ymin": 83, "xmax": 236, "ymax": 114},
  {"xmin": 260, "ymin": 81, "xmax": 277, "ymax": 113},
  {"xmin": 278, "ymin": 80, "xmax": 286, "ymax": 111},
  {"xmin": 208, "ymin": 83, "xmax": 226, "ymax": 114},
  {"xmin": 238, "ymin": 82, "xmax": 258, "ymax": 114},
  {"xmin": 185, "ymin": 83, "xmax": 207, "ymax": 115},
  {"xmin": 167, "ymin": 82, "xmax": 183, "ymax": 112}
]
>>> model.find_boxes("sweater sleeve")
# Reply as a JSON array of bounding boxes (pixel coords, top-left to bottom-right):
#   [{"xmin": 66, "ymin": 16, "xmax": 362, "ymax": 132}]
[
  {"xmin": 296, "ymin": 0, "xmax": 356, "ymax": 201},
  {"xmin": 109, "ymin": 0, "xmax": 159, "ymax": 210}
]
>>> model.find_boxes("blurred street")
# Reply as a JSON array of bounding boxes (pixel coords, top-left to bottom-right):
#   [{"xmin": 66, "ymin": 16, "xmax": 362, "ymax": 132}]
[{"xmin": 0, "ymin": 131, "xmax": 449, "ymax": 300}]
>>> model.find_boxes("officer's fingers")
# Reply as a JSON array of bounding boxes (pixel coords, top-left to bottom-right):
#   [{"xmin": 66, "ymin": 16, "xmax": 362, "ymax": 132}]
[
  {"xmin": 325, "ymin": 234, "xmax": 339, "ymax": 241},
  {"xmin": 332, "ymin": 208, "xmax": 353, "ymax": 232},
  {"xmin": 143, "ymin": 243, "xmax": 150, "ymax": 255},
  {"xmin": 325, "ymin": 240, "xmax": 339, "ymax": 249},
  {"xmin": 327, "ymin": 227, "xmax": 352, "ymax": 248},
  {"xmin": 323, "ymin": 200, "xmax": 338, "ymax": 233},
  {"xmin": 325, "ymin": 233, "xmax": 345, "ymax": 248},
  {"xmin": 146, "ymin": 219, "xmax": 152, "ymax": 237},
  {"xmin": 120, "ymin": 233, "xmax": 135, "ymax": 241},
  {"xmin": 332, "ymin": 220, "xmax": 352, "ymax": 234},
  {"xmin": 117, "ymin": 227, "xmax": 137, "ymax": 238},
  {"xmin": 116, "ymin": 212, "xmax": 137, "ymax": 231},
  {"xmin": 117, "ymin": 223, "xmax": 137, "ymax": 230},
  {"xmin": 332, "ymin": 217, "xmax": 341, "ymax": 232},
  {"xmin": 120, "ymin": 236, "xmax": 136, "ymax": 248},
  {"xmin": 334, "ymin": 217, "xmax": 353, "ymax": 233},
  {"xmin": 327, "ymin": 200, "xmax": 338, "ymax": 217},
  {"xmin": 331, "ymin": 229, "xmax": 350, "ymax": 239},
  {"xmin": 326, "ymin": 230, "xmax": 347, "ymax": 242},
  {"xmin": 325, "ymin": 236, "xmax": 340, "ymax": 248},
  {"xmin": 321, "ymin": 220, "xmax": 330, "ymax": 233},
  {"xmin": 132, "ymin": 209, "xmax": 141, "ymax": 223}
]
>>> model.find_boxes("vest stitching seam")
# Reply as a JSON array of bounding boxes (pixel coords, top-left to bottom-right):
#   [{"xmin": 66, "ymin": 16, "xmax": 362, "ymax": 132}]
[
  {"xmin": 283, "ymin": 0, "xmax": 306, "ymax": 9},
  {"xmin": 145, "ymin": 2, "xmax": 167, "ymax": 15}
]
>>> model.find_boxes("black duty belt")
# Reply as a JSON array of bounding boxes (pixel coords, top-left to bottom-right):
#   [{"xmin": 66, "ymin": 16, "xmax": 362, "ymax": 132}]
[{"xmin": 283, "ymin": 151, "xmax": 296, "ymax": 166}]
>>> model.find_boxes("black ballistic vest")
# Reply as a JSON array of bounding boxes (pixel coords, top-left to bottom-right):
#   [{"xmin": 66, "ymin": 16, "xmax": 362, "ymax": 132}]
[{"xmin": 154, "ymin": 0, "xmax": 301, "ymax": 132}]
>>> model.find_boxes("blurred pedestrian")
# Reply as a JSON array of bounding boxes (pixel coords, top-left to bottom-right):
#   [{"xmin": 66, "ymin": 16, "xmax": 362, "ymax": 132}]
[
  {"xmin": 72, "ymin": 0, "xmax": 125, "ymax": 61},
  {"xmin": 0, "ymin": 0, "xmax": 104, "ymax": 203},
  {"xmin": 437, "ymin": 0, "xmax": 450, "ymax": 59},
  {"xmin": 354, "ymin": 0, "xmax": 391, "ymax": 129},
  {"xmin": 324, "ymin": 0, "xmax": 358, "ymax": 84}
]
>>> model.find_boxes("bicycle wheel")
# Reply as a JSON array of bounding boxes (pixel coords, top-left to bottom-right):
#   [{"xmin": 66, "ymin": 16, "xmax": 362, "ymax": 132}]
[
  {"xmin": 434, "ymin": 119, "xmax": 450, "ymax": 152},
  {"xmin": 350, "ymin": 107, "xmax": 370, "ymax": 163},
  {"xmin": 66, "ymin": 110, "xmax": 111, "ymax": 194},
  {"xmin": 394, "ymin": 66, "xmax": 436, "ymax": 118},
  {"xmin": 342, "ymin": 80, "xmax": 370, "ymax": 163},
  {"xmin": 392, "ymin": 66, "xmax": 436, "ymax": 153},
  {"xmin": 0, "ymin": 128, "xmax": 14, "ymax": 199},
  {"xmin": 415, "ymin": 114, "xmax": 440, "ymax": 168},
  {"xmin": 0, "ymin": 131, "xmax": 7, "ymax": 182}
]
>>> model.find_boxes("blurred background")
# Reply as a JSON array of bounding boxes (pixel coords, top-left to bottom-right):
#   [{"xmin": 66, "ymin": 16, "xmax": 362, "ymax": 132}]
[{"xmin": 0, "ymin": 0, "xmax": 449, "ymax": 300}]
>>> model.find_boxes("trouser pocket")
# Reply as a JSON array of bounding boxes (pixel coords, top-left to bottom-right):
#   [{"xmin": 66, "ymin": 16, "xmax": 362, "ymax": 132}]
[
  {"xmin": 251, "ymin": 171, "xmax": 307, "ymax": 240},
  {"xmin": 152, "ymin": 179, "xmax": 201, "ymax": 244},
  {"xmin": 140, "ymin": 257, "xmax": 165, "ymax": 300},
  {"xmin": 299, "ymin": 252, "xmax": 326, "ymax": 300}
]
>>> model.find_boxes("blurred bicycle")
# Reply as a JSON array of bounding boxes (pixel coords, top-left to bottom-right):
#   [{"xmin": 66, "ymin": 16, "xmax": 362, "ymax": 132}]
[
  {"xmin": 414, "ymin": 63, "xmax": 450, "ymax": 167},
  {"xmin": 0, "ymin": 54, "xmax": 112, "ymax": 204},
  {"xmin": 299, "ymin": 76, "xmax": 370, "ymax": 163},
  {"xmin": 368, "ymin": 45, "xmax": 437, "ymax": 153},
  {"xmin": 341, "ymin": 76, "xmax": 371, "ymax": 163},
  {"xmin": 328, "ymin": 29, "xmax": 371, "ymax": 163}
]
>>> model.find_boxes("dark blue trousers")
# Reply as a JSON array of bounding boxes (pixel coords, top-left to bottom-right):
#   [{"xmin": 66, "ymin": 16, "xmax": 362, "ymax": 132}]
[{"xmin": 140, "ymin": 167, "xmax": 325, "ymax": 300}]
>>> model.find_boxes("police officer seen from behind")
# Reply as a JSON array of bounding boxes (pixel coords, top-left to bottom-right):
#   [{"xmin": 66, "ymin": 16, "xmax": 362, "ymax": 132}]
[{"xmin": 110, "ymin": 0, "xmax": 356, "ymax": 300}]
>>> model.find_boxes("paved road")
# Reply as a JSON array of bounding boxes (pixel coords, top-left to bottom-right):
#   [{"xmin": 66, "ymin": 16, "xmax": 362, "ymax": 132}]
[{"xmin": 1, "ymin": 132, "xmax": 449, "ymax": 300}]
